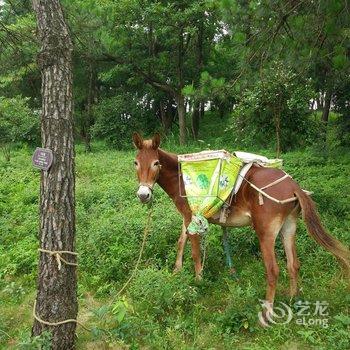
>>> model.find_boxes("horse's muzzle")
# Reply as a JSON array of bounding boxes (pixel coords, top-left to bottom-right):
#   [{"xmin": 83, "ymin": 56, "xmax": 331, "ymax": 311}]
[{"xmin": 137, "ymin": 185, "xmax": 152, "ymax": 203}]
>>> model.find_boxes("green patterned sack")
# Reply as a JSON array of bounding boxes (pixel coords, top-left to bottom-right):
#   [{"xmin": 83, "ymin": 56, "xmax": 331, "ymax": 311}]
[{"xmin": 178, "ymin": 150, "xmax": 243, "ymax": 234}]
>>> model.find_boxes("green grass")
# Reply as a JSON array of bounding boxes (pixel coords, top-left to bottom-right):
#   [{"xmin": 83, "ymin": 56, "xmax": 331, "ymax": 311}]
[{"xmin": 0, "ymin": 134, "xmax": 349, "ymax": 349}]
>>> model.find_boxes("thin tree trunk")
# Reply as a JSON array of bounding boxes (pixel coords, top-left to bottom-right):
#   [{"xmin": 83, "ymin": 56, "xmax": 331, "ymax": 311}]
[
  {"xmin": 192, "ymin": 101, "xmax": 200, "ymax": 139},
  {"xmin": 200, "ymin": 101, "xmax": 205, "ymax": 119},
  {"xmin": 273, "ymin": 101, "xmax": 281, "ymax": 158},
  {"xmin": 191, "ymin": 19, "xmax": 204, "ymax": 138},
  {"xmin": 176, "ymin": 93, "xmax": 186, "ymax": 145},
  {"xmin": 177, "ymin": 26, "xmax": 186, "ymax": 145},
  {"xmin": 322, "ymin": 90, "xmax": 332, "ymax": 124},
  {"xmin": 32, "ymin": 1, "xmax": 77, "ymax": 349},
  {"xmin": 275, "ymin": 115, "xmax": 281, "ymax": 158},
  {"xmin": 159, "ymin": 100, "xmax": 173, "ymax": 134},
  {"xmin": 84, "ymin": 61, "xmax": 97, "ymax": 152},
  {"xmin": 316, "ymin": 96, "xmax": 322, "ymax": 110}
]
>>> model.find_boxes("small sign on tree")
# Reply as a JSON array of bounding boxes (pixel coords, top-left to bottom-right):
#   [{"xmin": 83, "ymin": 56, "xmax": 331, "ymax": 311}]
[{"xmin": 32, "ymin": 147, "xmax": 53, "ymax": 171}]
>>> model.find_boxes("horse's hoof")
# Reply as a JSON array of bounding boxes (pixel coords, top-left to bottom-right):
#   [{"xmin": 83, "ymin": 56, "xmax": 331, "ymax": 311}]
[
  {"xmin": 173, "ymin": 266, "xmax": 182, "ymax": 274},
  {"xmin": 258, "ymin": 310, "xmax": 271, "ymax": 328},
  {"xmin": 258, "ymin": 316, "xmax": 269, "ymax": 328},
  {"xmin": 195, "ymin": 274, "xmax": 203, "ymax": 282}
]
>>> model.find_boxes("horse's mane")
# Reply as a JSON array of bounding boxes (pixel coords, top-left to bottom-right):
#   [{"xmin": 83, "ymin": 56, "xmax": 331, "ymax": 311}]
[{"xmin": 158, "ymin": 148, "xmax": 178, "ymax": 170}]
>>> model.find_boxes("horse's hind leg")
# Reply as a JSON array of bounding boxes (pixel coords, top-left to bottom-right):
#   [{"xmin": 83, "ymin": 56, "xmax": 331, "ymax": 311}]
[
  {"xmin": 254, "ymin": 217, "xmax": 283, "ymax": 324},
  {"xmin": 281, "ymin": 214, "xmax": 300, "ymax": 297},
  {"xmin": 174, "ymin": 222, "xmax": 188, "ymax": 273}
]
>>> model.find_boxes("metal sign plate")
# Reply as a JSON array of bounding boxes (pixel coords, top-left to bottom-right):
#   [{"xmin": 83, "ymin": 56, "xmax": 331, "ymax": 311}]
[{"xmin": 32, "ymin": 147, "xmax": 53, "ymax": 171}]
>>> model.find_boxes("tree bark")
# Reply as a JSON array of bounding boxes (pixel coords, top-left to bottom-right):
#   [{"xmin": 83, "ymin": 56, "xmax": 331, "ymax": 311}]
[
  {"xmin": 200, "ymin": 101, "xmax": 205, "ymax": 119},
  {"xmin": 191, "ymin": 20, "xmax": 204, "ymax": 139},
  {"xmin": 176, "ymin": 93, "xmax": 186, "ymax": 145},
  {"xmin": 32, "ymin": 1, "xmax": 77, "ymax": 349},
  {"xmin": 177, "ymin": 26, "xmax": 186, "ymax": 145},
  {"xmin": 159, "ymin": 100, "xmax": 174, "ymax": 134},
  {"xmin": 322, "ymin": 90, "xmax": 332, "ymax": 124},
  {"xmin": 83, "ymin": 61, "xmax": 97, "ymax": 152},
  {"xmin": 192, "ymin": 101, "xmax": 200, "ymax": 139},
  {"xmin": 274, "ymin": 109, "xmax": 281, "ymax": 158}
]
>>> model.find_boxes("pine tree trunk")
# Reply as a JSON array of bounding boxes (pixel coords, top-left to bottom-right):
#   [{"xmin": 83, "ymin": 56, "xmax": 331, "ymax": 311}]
[
  {"xmin": 274, "ymin": 105, "xmax": 281, "ymax": 158},
  {"xmin": 32, "ymin": 1, "xmax": 77, "ymax": 349},
  {"xmin": 322, "ymin": 90, "xmax": 332, "ymax": 124},
  {"xmin": 159, "ymin": 100, "xmax": 173, "ymax": 134},
  {"xmin": 176, "ymin": 93, "xmax": 186, "ymax": 145},
  {"xmin": 177, "ymin": 26, "xmax": 186, "ymax": 145},
  {"xmin": 192, "ymin": 101, "xmax": 200, "ymax": 140},
  {"xmin": 200, "ymin": 102, "xmax": 205, "ymax": 119},
  {"xmin": 192, "ymin": 19, "xmax": 204, "ymax": 137},
  {"xmin": 84, "ymin": 62, "xmax": 97, "ymax": 153}
]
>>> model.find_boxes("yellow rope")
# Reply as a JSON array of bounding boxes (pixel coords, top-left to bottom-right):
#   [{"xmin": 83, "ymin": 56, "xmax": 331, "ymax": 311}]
[
  {"xmin": 33, "ymin": 300, "xmax": 90, "ymax": 332},
  {"xmin": 260, "ymin": 173, "xmax": 291, "ymax": 190},
  {"xmin": 38, "ymin": 248, "xmax": 78, "ymax": 270},
  {"xmin": 115, "ymin": 204, "xmax": 153, "ymax": 297},
  {"xmin": 33, "ymin": 205, "xmax": 153, "ymax": 331},
  {"xmin": 241, "ymin": 175, "xmax": 298, "ymax": 205}
]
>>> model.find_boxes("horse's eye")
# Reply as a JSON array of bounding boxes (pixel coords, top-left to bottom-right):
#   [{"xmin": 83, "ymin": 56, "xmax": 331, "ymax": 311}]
[
  {"xmin": 153, "ymin": 160, "xmax": 160, "ymax": 167},
  {"xmin": 134, "ymin": 160, "xmax": 138, "ymax": 166}
]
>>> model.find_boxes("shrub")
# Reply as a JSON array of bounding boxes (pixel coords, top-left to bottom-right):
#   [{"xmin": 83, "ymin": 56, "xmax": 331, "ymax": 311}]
[
  {"xmin": 129, "ymin": 268, "xmax": 198, "ymax": 321},
  {"xmin": 0, "ymin": 96, "xmax": 39, "ymax": 160},
  {"xmin": 92, "ymin": 94, "xmax": 155, "ymax": 149},
  {"xmin": 230, "ymin": 63, "xmax": 316, "ymax": 152}
]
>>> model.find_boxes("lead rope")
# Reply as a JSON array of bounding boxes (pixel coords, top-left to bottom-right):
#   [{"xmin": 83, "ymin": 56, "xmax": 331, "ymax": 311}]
[{"xmin": 115, "ymin": 202, "xmax": 153, "ymax": 297}]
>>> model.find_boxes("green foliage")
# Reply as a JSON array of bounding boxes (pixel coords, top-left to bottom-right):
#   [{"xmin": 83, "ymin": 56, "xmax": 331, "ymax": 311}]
[
  {"xmin": 18, "ymin": 331, "xmax": 52, "ymax": 350},
  {"xmin": 92, "ymin": 94, "xmax": 154, "ymax": 149},
  {"xmin": 1, "ymin": 0, "xmax": 350, "ymax": 145},
  {"xmin": 231, "ymin": 63, "xmax": 316, "ymax": 151},
  {"xmin": 0, "ymin": 96, "xmax": 39, "ymax": 160},
  {"xmin": 333, "ymin": 80, "xmax": 350, "ymax": 146},
  {"xmin": 0, "ymin": 96, "xmax": 38, "ymax": 144},
  {"xmin": 129, "ymin": 268, "xmax": 198, "ymax": 319}
]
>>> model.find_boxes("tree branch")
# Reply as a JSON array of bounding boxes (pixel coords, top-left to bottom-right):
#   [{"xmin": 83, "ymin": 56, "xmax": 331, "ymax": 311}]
[{"xmin": 101, "ymin": 52, "xmax": 177, "ymax": 95}]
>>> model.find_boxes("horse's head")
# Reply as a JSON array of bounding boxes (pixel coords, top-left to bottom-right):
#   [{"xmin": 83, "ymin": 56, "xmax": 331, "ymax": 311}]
[{"xmin": 132, "ymin": 132, "xmax": 161, "ymax": 204}]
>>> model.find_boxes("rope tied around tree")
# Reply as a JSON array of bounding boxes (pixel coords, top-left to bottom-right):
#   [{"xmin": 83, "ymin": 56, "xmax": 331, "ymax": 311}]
[
  {"xmin": 34, "ymin": 249, "xmax": 87, "ymax": 330},
  {"xmin": 33, "ymin": 300, "xmax": 91, "ymax": 332},
  {"xmin": 33, "ymin": 203, "xmax": 154, "ymax": 332},
  {"xmin": 38, "ymin": 248, "xmax": 78, "ymax": 270}
]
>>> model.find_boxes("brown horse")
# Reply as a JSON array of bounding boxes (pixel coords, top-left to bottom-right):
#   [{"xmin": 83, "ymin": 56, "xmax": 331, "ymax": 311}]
[{"xmin": 132, "ymin": 132, "xmax": 350, "ymax": 323}]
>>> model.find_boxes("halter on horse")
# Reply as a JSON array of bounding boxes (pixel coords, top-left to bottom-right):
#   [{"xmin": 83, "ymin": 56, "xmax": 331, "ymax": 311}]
[{"xmin": 132, "ymin": 132, "xmax": 350, "ymax": 325}]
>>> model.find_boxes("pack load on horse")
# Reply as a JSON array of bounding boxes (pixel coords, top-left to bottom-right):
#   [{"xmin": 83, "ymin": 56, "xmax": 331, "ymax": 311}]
[
  {"xmin": 132, "ymin": 132, "xmax": 350, "ymax": 325},
  {"xmin": 178, "ymin": 150, "xmax": 285, "ymax": 235}
]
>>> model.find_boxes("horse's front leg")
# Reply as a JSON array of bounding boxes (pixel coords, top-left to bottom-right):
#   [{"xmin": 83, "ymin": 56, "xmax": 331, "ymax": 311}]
[
  {"xmin": 188, "ymin": 234, "xmax": 202, "ymax": 280},
  {"xmin": 174, "ymin": 222, "xmax": 188, "ymax": 273}
]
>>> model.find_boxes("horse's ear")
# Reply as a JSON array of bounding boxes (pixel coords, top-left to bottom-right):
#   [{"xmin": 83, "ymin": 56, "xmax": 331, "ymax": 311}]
[
  {"xmin": 132, "ymin": 132, "xmax": 143, "ymax": 149},
  {"xmin": 152, "ymin": 133, "xmax": 161, "ymax": 149}
]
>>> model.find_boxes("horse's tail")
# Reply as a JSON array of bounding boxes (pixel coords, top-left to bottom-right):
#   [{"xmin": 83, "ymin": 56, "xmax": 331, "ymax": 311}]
[{"xmin": 294, "ymin": 187, "xmax": 350, "ymax": 275}]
